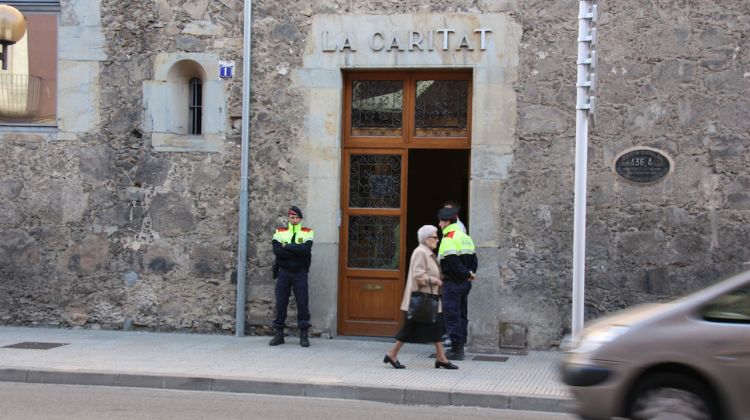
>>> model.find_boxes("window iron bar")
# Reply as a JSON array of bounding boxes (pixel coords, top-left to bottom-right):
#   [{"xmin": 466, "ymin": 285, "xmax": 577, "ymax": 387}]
[{"xmin": 189, "ymin": 77, "xmax": 202, "ymax": 135}]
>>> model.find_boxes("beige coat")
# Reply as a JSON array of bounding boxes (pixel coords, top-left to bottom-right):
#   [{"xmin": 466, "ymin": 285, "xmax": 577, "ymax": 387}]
[{"xmin": 400, "ymin": 243, "xmax": 442, "ymax": 312}]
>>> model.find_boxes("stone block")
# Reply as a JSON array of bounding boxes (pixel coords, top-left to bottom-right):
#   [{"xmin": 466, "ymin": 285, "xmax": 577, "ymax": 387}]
[
  {"xmin": 471, "ymin": 146, "xmax": 513, "ymax": 181},
  {"xmin": 272, "ymin": 20, "xmax": 302, "ymax": 42},
  {"xmin": 469, "ymin": 181, "xmax": 501, "ymax": 247},
  {"xmin": 404, "ymin": 388, "xmax": 451, "ymax": 406},
  {"xmin": 472, "ymin": 83, "xmax": 517, "ymax": 148},
  {"xmin": 58, "ymin": 26, "xmax": 106, "ymax": 61},
  {"xmin": 162, "ymin": 376, "xmax": 213, "ymax": 391},
  {"xmin": 509, "ymin": 396, "xmax": 571, "ymax": 413},
  {"xmin": 305, "ymin": 383, "xmax": 356, "ymax": 399},
  {"xmin": 58, "ymin": 61, "xmax": 101, "ymax": 134},
  {"xmin": 352, "ymin": 385, "xmax": 404, "ymax": 404},
  {"xmin": 708, "ymin": 135, "xmax": 746, "ymax": 160},
  {"xmin": 61, "ymin": 0, "xmax": 102, "ymax": 26},
  {"xmin": 304, "ymin": 177, "xmax": 339, "ymax": 244},
  {"xmin": 79, "ymin": 146, "xmax": 115, "ymax": 183},
  {"xmin": 211, "ymin": 379, "xmax": 306, "ymax": 395},
  {"xmin": 0, "ymin": 230, "xmax": 40, "ymax": 274},
  {"xmin": 0, "ymin": 179, "xmax": 24, "ymax": 199},
  {"xmin": 652, "ymin": 59, "xmax": 694, "ymax": 91},
  {"xmin": 305, "ymin": 88, "xmax": 342, "ymax": 149},
  {"xmin": 184, "ymin": 0, "xmax": 209, "ymax": 20},
  {"xmin": 61, "ymin": 234, "xmax": 109, "ymax": 275},
  {"xmin": 27, "ymin": 371, "xmax": 118, "ymax": 387},
  {"xmin": 149, "ymin": 193, "xmax": 196, "ymax": 236},
  {"xmin": 718, "ymin": 99, "xmax": 750, "ymax": 131},
  {"xmin": 176, "ymin": 35, "xmax": 205, "ymax": 52},
  {"xmin": 117, "ymin": 373, "xmax": 169, "ymax": 389},
  {"xmin": 451, "ymin": 390, "xmax": 509, "ymax": 409},
  {"xmin": 705, "ymin": 70, "xmax": 749, "ymax": 93},
  {"xmin": 134, "ymin": 156, "xmax": 171, "ymax": 187},
  {"xmin": 202, "ymin": 80, "xmax": 229, "ymax": 134},
  {"xmin": 518, "ymin": 105, "xmax": 568, "ymax": 135},
  {"xmin": 676, "ymin": 94, "xmax": 717, "ymax": 129},
  {"xmin": 293, "ymin": 69, "xmax": 342, "ymax": 89},
  {"xmin": 627, "ymin": 101, "xmax": 669, "ymax": 136},
  {"xmin": 499, "ymin": 321, "xmax": 528, "ymax": 348},
  {"xmin": 307, "ymin": 243, "xmax": 339, "ymax": 334},
  {"xmin": 190, "ymin": 244, "xmax": 229, "ymax": 278},
  {"xmin": 183, "ymin": 21, "xmax": 224, "ymax": 36},
  {"xmin": 0, "ymin": 369, "xmax": 28, "ymax": 383}
]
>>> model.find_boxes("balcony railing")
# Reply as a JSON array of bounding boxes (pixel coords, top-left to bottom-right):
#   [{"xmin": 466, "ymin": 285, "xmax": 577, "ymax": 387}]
[{"xmin": 0, "ymin": 74, "xmax": 41, "ymax": 118}]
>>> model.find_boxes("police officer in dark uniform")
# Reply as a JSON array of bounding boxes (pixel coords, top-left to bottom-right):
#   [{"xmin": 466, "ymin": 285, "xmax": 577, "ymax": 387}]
[
  {"xmin": 437, "ymin": 206, "xmax": 478, "ymax": 360},
  {"xmin": 270, "ymin": 206, "xmax": 314, "ymax": 347}
]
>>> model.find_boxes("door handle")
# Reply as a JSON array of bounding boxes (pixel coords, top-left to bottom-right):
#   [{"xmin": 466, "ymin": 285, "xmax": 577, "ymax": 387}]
[{"xmin": 363, "ymin": 283, "xmax": 383, "ymax": 291}]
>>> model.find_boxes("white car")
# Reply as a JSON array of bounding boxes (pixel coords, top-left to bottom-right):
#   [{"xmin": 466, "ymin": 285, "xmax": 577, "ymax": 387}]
[{"xmin": 561, "ymin": 270, "xmax": 750, "ymax": 420}]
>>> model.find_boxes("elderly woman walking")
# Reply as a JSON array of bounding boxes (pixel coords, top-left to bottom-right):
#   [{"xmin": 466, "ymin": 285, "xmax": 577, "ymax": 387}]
[{"xmin": 383, "ymin": 225, "xmax": 458, "ymax": 369}]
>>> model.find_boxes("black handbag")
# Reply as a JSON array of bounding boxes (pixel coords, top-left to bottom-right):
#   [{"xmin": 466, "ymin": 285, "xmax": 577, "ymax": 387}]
[{"xmin": 406, "ymin": 277, "xmax": 440, "ymax": 324}]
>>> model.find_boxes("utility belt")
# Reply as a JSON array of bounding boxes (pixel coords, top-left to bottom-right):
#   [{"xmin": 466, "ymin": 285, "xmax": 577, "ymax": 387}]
[
  {"xmin": 279, "ymin": 267, "xmax": 306, "ymax": 274},
  {"xmin": 273, "ymin": 261, "xmax": 306, "ymax": 278}
]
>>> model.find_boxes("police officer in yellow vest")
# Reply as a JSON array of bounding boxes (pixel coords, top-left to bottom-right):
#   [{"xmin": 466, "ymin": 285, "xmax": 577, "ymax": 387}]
[
  {"xmin": 437, "ymin": 206, "xmax": 478, "ymax": 360},
  {"xmin": 270, "ymin": 206, "xmax": 314, "ymax": 347}
]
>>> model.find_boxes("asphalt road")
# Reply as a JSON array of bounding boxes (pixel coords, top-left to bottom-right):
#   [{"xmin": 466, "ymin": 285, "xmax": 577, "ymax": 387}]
[{"xmin": 0, "ymin": 382, "xmax": 576, "ymax": 420}]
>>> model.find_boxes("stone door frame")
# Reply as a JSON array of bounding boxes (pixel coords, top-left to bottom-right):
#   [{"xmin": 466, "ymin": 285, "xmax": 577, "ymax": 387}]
[{"xmin": 295, "ymin": 14, "xmax": 521, "ymax": 341}]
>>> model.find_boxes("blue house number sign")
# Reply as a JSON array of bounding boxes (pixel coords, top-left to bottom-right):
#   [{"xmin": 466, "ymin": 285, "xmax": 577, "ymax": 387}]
[{"xmin": 219, "ymin": 61, "xmax": 235, "ymax": 79}]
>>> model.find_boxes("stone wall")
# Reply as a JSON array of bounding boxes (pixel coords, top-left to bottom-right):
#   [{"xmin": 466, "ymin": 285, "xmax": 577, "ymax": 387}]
[
  {"xmin": 0, "ymin": 0, "xmax": 747, "ymax": 349},
  {"xmin": 505, "ymin": 0, "xmax": 750, "ymax": 347}
]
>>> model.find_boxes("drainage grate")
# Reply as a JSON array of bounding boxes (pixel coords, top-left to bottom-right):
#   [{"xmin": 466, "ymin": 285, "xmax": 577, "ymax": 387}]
[
  {"xmin": 471, "ymin": 355, "xmax": 509, "ymax": 362},
  {"xmin": 2, "ymin": 342, "xmax": 69, "ymax": 350}
]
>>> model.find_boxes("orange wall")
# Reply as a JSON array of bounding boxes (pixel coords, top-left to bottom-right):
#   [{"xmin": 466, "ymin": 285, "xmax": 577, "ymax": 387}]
[{"xmin": 27, "ymin": 14, "xmax": 57, "ymax": 122}]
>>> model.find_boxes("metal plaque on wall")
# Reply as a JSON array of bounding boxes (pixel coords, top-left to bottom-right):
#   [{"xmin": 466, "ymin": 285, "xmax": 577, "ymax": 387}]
[{"xmin": 613, "ymin": 147, "xmax": 673, "ymax": 183}]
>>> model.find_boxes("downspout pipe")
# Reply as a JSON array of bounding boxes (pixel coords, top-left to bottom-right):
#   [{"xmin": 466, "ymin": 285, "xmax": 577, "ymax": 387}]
[
  {"xmin": 235, "ymin": 0, "xmax": 253, "ymax": 337},
  {"xmin": 572, "ymin": 0, "xmax": 597, "ymax": 337}
]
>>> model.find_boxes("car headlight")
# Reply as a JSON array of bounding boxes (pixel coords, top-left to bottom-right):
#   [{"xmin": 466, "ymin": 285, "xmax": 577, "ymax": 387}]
[{"xmin": 569, "ymin": 325, "xmax": 630, "ymax": 355}]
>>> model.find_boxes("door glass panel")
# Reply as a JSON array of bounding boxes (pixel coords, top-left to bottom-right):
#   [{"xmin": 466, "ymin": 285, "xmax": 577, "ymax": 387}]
[
  {"xmin": 347, "ymin": 215, "xmax": 400, "ymax": 269},
  {"xmin": 349, "ymin": 154, "xmax": 401, "ymax": 208},
  {"xmin": 351, "ymin": 80, "xmax": 403, "ymax": 136},
  {"xmin": 414, "ymin": 80, "xmax": 468, "ymax": 137}
]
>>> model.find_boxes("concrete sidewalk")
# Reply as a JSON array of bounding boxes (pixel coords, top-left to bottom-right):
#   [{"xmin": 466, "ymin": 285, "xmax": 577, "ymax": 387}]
[{"xmin": 0, "ymin": 327, "xmax": 572, "ymax": 413}]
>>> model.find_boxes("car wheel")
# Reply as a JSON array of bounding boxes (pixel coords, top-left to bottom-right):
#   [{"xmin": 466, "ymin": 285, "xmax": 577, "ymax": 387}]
[{"xmin": 629, "ymin": 373, "xmax": 717, "ymax": 420}]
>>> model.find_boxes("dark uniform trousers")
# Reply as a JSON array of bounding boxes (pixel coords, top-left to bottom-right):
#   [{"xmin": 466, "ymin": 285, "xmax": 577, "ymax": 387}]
[
  {"xmin": 443, "ymin": 280, "xmax": 472, "ymax": 345},
  {"xmin": 272, "ymin": 268, "xmax": 311, "ymax": 330}
]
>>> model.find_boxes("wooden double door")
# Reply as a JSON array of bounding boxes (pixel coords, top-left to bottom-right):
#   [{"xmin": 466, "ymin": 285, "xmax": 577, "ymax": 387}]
[{"xmin": 338, "ymin": 71, "xmax": 472, "ymax": 337}]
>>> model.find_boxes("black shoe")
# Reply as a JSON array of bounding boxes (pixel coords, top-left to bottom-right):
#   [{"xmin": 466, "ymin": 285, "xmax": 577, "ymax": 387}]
[
  {"xmin": 435, "ymin": 360, "xmax": 459, "ymax": 369},
  {"xmin": 299, "ymin": 329, "xmax": 310, "ymax": 347},
  {"xmin": 383, "ymin": 354, "xmax": 405, "ymax": 369},
  {"xmin": 446, "ymin": 343, "xmax": 465, "ymax": 360},
  {"xmin": 269, "ymin": 328, "xmax": 284, "ymax": 346}
]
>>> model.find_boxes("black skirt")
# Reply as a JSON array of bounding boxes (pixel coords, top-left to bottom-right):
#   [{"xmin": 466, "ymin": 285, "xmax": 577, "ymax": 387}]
[{"xmin": 394, "ymin": 311, "xmax": 445, "ymax": 344}]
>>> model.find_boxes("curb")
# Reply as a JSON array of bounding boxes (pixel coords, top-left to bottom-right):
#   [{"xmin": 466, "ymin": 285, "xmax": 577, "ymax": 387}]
[{"xmin": 0, "ymin": 368, "xmax": 572, "ymax": 413}]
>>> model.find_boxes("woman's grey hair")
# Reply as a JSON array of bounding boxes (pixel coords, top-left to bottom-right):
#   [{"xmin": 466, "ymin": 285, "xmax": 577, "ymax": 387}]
[{"xmin": 417, "ymin": 225, "xmax": 438, "ymax": 244}]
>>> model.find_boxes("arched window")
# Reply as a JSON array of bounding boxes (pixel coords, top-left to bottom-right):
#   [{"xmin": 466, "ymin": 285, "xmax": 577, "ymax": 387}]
[
  {"xmin": 144, "ymin": 53, "xmax": 226, "ymax": 152},
  {"xmin": 189, "ymin": 77, "xmax": 202, "ymax": 135}
]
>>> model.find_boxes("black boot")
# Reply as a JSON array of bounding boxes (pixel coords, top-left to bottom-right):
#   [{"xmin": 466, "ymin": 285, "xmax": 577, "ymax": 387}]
[
  {"xmin": 269, "ymin": 328, "xmax": 284, "ymax": 346},
  {"xmin": 299, "ymin": 329, "xmax": 310, "ymax": 347},
  {"xmin": 446, "ymin": 343, "xmax": 465, "ymax": 360}
]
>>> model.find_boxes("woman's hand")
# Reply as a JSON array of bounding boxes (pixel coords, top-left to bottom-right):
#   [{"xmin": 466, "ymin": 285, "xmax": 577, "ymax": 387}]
[{"xmin": 432, "ymin": 277, "xmax": 443, "ymax": 287}]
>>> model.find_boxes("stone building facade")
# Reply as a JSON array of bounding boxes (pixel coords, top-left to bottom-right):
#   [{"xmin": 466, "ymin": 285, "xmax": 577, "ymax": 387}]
[{"xmin": 0, "ymin": 0, "xmax": 747, "ymax": 350}]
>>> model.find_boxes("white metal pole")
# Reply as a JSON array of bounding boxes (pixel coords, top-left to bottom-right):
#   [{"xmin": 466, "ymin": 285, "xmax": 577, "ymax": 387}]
[
  {"xmin": 235, "ymin": 0, "xmax": 253, "ymax": 337},
  {"xmin": 573, "ymin": 0, "xmax": 596, "ymax": 337}
]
